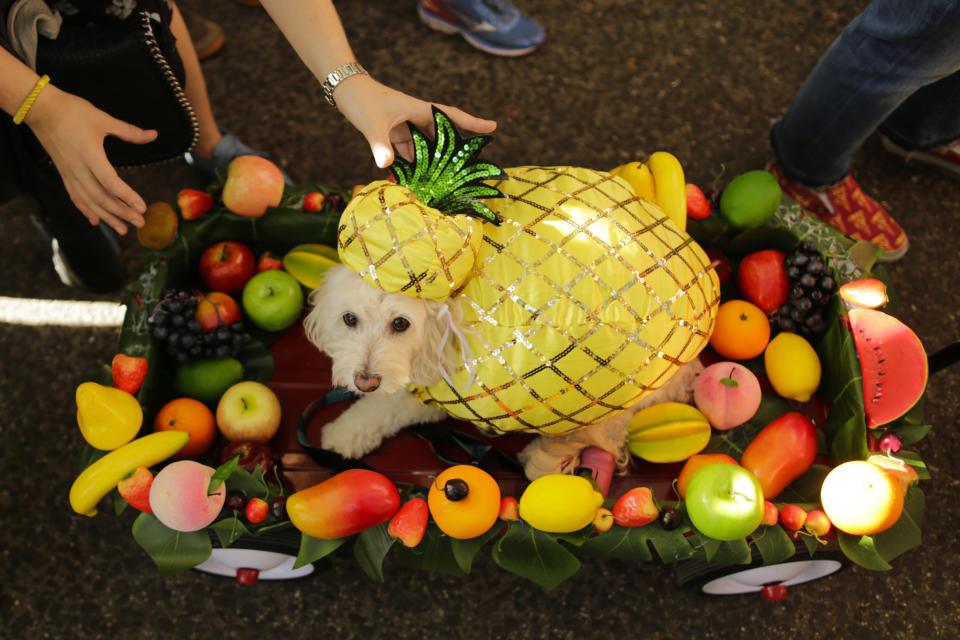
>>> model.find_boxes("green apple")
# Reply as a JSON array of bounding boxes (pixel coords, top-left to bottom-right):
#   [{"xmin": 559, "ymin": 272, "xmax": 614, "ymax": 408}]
[
  {"xmin": 175, "ymin": 357, "xmax": 244, "ymax": 404},
  {"xmin": 215, "ymin": 381, "xmax": 282, "ymax": 443},
  {"xmin": 241, "ymin": 269, "xmax": 304, "ymax": 332},
  {"xmin": 685, "ymin": 463, "xmax": 764, "ymax": 541}
]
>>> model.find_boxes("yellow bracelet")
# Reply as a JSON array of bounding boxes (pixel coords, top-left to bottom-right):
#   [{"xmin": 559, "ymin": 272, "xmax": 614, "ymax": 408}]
[{"xmin": 13, "ymin": 74, "xmax": 51, "ymax": 125}]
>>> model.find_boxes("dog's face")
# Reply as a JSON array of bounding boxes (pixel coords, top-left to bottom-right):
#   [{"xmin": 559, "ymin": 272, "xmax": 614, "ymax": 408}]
[{"xmin": 304, "ymin": 266, "xmax": 447, "ymax": 395}]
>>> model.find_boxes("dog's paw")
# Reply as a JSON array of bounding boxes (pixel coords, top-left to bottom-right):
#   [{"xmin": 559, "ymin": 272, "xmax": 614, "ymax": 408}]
[
  {"xmin": 518, "ymin": 439, "xmax": 582, "ymax": 481},
  {"xmin": 320, "ymin": 419, "xmax": 382, "ymax": 460}
]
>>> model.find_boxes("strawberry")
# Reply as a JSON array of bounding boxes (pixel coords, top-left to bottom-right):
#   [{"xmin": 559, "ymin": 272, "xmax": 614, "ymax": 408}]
[
  {"xmin": 111, "ymin": 354, "xmax": 148, "ymax": 394},
  {"xmin": 685, "ymin": 183, "xmax": 711, "ymax": 220},
  {"xmin": 117, "ymin": 466, "xmax": 154, "ymax": 513},
  {"xmin": 303, "ymin": 191, "xmax": 325, "ymax": 212},
  {"xmin": 176, "ymin": 188, "xmax": 214, "ymax": 220},
  {"xmin": 387, "ymin": 497, "xmax": 429, "ymax": 547},
  {"xmin": 611, "ymin": 486, "xmax": 659, "ymax": 527},
  {"xmin": 498, "ymin": 496, "xmax": 519, "ymax": 521}
]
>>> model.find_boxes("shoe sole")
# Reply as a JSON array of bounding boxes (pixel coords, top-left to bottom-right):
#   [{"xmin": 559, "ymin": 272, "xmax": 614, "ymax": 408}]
[
  {"xmin": 881, "ymin": 135, "xmax": 960, "ymax": 183},
  {"xmin": 196, "ymin": 33, "xmax": 225, "ymax": 61},
  {"xmin": 417, "ymin": 5, "xmax": 543, "ymax": 57}
]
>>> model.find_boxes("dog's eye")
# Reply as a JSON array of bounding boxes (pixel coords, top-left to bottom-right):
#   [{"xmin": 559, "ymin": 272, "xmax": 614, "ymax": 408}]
[
  {"xmin": 342, "ymin": 312, "xmax": 358, "ymax": 327},
  {"xmin": 391, "ymin": 317, "xmax": 410, "ymax": 333}
]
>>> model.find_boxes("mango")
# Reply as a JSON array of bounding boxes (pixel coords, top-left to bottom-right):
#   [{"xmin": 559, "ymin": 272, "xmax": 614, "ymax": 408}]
[
  {"xmin": 76, "ymin": 382, "xmax": 143, "ymax": 450},
  {"xmin": 287, "ymin": 469, "xmax": 400, "ymax": 539},
  {"xmin": 626, "ymin": 402, "xmax": 711, "ymax": 463},
  {"xmin": 281, "ymin": 243, "xmax": 339, "ymax": 290}
]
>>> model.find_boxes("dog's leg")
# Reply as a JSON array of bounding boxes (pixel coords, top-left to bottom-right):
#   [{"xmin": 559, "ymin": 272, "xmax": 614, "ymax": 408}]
[{"xmin": 321, "ymin": 391, "xmax": 446, "ymax": 459}]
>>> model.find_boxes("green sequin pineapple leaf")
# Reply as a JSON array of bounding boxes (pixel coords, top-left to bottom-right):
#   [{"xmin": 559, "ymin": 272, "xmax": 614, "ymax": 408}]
[{"xmin": 390, "ymin": 106, "xmax": 507, "ymax": 224}]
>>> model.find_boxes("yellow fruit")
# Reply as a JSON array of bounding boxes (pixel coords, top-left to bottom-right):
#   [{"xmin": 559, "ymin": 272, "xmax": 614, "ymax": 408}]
[
  {"xmin": 820, "ymin": 460, "xmax": 904, "ymax": 536},
  {"xmin": 647, "ymin": 151, "xmax": 687, "ymax": 231},
  {"xmin": 282, "ymin": 243, "xmax": 340, "ymax": 290},
  {"xmin": 626, "ymin": 402, "xmax": 711, "ymax": 462},
  {"xmin": 610, "ymin": 161, "xmax": 656, "ymax": 200},
  {"xmin": 427, "ymin": 465, "xmax": 501, "ymax": 539},
  {"xmin": 136, "ymin": 202, "xmax": 178, "ymax": 250},
  {"xmin": 518, "ymin": 474, "xmax": 603, "ymax": 533},
  {"xmin": 76, "ymin": 382, "xmax": 143, "ymax": 450},
  {"xmin": 764, "ymin": 332, "xmax": 822, "ymax": 402}
]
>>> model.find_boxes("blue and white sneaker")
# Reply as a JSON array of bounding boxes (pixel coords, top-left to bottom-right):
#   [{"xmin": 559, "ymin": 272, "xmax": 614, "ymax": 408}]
[{"xmin": 418, "ymin": 0, "xmax": 545, "ymax": 57}]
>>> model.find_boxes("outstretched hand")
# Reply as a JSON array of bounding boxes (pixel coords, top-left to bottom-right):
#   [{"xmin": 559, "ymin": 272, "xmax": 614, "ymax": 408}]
[
  {"xmin": 25, "ymin": 85, "xmax": 157, "ymax": 234},
  {"xmin": 334, "ymin": 75, "xmax": 497, "ymax": 169}
]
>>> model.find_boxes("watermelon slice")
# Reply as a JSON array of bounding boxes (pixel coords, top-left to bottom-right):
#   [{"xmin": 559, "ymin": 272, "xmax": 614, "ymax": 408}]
[{"xmin": 849, "ymin": 308, "xmax": 927, "ymax": 428}]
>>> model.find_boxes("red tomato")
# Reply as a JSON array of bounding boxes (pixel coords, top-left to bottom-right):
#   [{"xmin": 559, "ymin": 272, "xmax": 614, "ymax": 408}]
[
  {"xmin": 740, "ymin": 412, "xmax": 818, "ymax": 499},
  {"xmin": 736, "ymin": 249, "xmax": 790, "ymax": 315}
]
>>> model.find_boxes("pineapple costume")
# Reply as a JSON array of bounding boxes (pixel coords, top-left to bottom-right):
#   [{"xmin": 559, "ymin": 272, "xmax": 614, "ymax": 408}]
[{"xmin": 338, "ymin": 109, "xmax": 720, "ymax": 436}]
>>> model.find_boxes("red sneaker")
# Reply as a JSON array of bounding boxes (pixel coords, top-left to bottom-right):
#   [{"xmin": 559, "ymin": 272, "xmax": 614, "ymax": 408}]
[
  {"xmin": 767, "ymin": 160, "xmax": 908, "ymax": 262},
  {"xmin": 881, "ymin": 135, "xmax": 960, "ymax": 183}
]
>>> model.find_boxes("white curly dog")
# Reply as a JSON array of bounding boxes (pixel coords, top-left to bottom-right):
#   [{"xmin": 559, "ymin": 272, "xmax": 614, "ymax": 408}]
[{"xmin": 304, "ymin": 265, "xmax": 702, "ymax": 480}]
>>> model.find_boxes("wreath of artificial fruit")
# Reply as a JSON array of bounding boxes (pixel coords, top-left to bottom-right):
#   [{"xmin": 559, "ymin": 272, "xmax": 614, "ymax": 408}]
[{"xmin": 66, "ymin": 110, "xmax": 933, "ymax": 589}]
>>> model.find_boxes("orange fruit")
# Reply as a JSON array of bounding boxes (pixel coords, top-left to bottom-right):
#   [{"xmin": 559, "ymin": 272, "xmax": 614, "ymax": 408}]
[
  {"xmin": 709, "ymin": 299, "xmax": 771, "ymax": 360},
  {"xmin": 427, "ymin": 465, "xmax": 501, "ymax": 539},
  {"xmin": 820, "ymin": 460, "xmax": 905, "ymax": 536},
  {"xmin": 154, "ymin": 397, "xmax": 217, "ymax": 459}
]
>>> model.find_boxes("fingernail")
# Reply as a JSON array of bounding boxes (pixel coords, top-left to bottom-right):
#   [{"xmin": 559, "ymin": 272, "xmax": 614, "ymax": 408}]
[{"xmin": 374, "ymin": 146, "xmax": 391, "ymax": 168}]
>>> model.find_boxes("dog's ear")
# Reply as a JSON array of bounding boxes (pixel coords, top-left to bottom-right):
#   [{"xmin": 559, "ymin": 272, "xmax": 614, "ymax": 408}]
[
  {"xmin": 410, "ymin": 299, "xmax": 458, "ymax": 386},
  {"xmin": 302, "ymin": 266, "xmax": 348, "ymax": 353}
]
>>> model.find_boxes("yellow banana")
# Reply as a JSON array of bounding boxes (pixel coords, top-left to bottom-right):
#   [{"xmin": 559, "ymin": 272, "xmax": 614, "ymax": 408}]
[
  {"xmin": 627, "ymin": 402, "xmax": 711, "ymax": 463},
  {"xmin": 69, "ymin": 431, "xmax": 189, "ymax": 517},
  {"xmin": 610, "ymin": 161, "xmax": 656, "ymax": 201},
  {"xmin": 647, "ymin": 151, "xmax": 687, "ymax": 232}
]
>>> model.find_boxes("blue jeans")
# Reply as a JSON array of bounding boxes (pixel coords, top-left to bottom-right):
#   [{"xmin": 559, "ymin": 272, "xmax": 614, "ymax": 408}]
[{"xmin": 771, "ymin": 0, "xmax": 960, "ymax": 186}]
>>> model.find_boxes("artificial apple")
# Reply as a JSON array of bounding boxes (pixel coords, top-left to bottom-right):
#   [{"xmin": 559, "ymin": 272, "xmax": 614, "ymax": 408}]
[
  {"xmin": 256, "ymin": 251, "xmax": 284, "ymax": 272},
  {"xmin": 220, "ymin": 440, "xmax": 278, "ymax": 476},
  {"xmin": 199, "ymin": 241, "xmax": 255, "ymax": 293},
  {"xmin": 194, "ymin": 291, "xmax": 241, "ymax": 331},
  {"xmin": 241, "ymin": 269, "xmax": 304, "ymax": 332},
  {"xmin": 222, "ymin": 155, "xmax": 285, "ymax": 217},
  {"xmin": 111, "ymin": 354, "xmax": 148, "ymax": 395},
  {"xmin": 685, "ymin": 463, "xmax": 765, "ymax": 541},
  {"xmin": 216, "ymin": 381, "xmax": 282, "ymax": 443},
  {"xmin": 675, "ymin": 453, "xmax": 739, "ymax": 499},
  {"xmin": 149, "ymin": 460, "xmax": 226, "ymax": 532},
  {"xmin": 736, "ymin": 249, "xmax": 790, "ymax": 314},
  {"xmin": 177, "ymin": 188, "xmax": 214, "ymax": 220}
]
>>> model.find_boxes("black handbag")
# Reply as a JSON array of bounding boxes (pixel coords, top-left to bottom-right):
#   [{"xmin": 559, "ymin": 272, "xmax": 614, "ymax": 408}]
[{"xmin": 34, "ymin": 9, "xmax": 198, "ymax": 167}]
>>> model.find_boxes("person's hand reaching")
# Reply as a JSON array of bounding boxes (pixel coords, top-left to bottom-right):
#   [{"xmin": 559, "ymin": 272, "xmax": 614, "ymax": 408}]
[
  {"xmin": 25, "ymin": 85, "xmax": 158, "ymax": 234},
  {"xmin": 335, "ymin": 75, "xmax": 496, "ymax": 169}
]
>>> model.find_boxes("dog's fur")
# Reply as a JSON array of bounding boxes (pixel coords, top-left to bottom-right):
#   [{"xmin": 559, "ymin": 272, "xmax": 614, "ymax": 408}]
[{"xmin": 305, "ymin": 265, "xmax": 701, "ymax": 479}]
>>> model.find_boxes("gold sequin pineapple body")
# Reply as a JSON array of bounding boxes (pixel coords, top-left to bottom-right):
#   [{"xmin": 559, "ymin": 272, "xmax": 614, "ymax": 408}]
[{"xmin": 339, "ymin": 165, "xmax": 720, "ymax": 436}]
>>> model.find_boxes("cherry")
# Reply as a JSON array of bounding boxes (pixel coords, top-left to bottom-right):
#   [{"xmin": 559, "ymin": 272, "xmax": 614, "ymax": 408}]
[
  {"xmin": 879, "ymin": 432, "xmax": 903, "ymax": 454},
  {"xmin": 270, "ymin": 495, "xmax": 288, "ymax": 520},
  {"xmin": 224, "ymin": 490, "xmax": 246, "ymax": 513},
  {"xmin": 235, "ymin": 568, "xmax": 259, "ymax": 585},
  {"xmin": 761, "ymin": 584, "xmax": 788, "ymax": 601},
  {"xmin": 443, "ymin": 478, "xmax": 469, "ymax": 502},
  {"xmin": 245, "ymin": 497, "xmax": 269, "ymax": 524},
  {"xmin": 657, "ymin": 506, "xmax": 682, "ymax": 530}
]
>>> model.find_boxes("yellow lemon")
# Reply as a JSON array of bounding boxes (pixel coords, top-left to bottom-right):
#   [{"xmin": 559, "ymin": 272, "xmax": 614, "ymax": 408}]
[
  {"xmin": 518, "ymin": 474, "xmax": 603, "ymax": 533},
  {"xmin": 764, "ymin": 332, "xmax": 821, "ymax": 402}
]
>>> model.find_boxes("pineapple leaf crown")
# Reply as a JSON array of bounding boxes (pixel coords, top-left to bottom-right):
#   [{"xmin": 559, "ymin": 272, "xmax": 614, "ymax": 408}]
[{"xmin": 389, "ymin": 106, "xmax": 507, "ymax": 225}]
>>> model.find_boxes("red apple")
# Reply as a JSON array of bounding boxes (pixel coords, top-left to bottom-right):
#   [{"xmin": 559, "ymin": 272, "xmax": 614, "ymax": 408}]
[
  {"xmin": 303, "ymin": 192, "xmax": 325, "ymax": 212},
  {"xmin": 256, "ymin": 251, "xmax": 284, "ymax": 272},
  {"xmin": 117, "ymin": 466, "xmax": 154, "ymax": 513},
  {"xmin": 195, "ymin": 291, "xmax": 241, "ymax": 331},
  {"xmin": 222, "ymin": 155, "xmax": 284, "ymax": 217},
  {"xmin": 177, "ymin": 188, "xmax": 214, "ymax": 220},
  {"xmin": 199, "ymin": 241, "xmax": 255, "ymax": 293},
  {"xmin": 220, "ymin": 440, "xmax": 278, "ymax": 476},
  {"xmin": 737, "ymin": 249, "xmax": 790, "ymax": 314},
  {"xmin": 111, "ymin": 354, "xmax": 148, "ymax": 394}
]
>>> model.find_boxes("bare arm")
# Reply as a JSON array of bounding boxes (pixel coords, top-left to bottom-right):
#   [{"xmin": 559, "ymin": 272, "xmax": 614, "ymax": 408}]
[{"xmin": 259, "ymin": 0, "xmax": 496, "ymax": 168}]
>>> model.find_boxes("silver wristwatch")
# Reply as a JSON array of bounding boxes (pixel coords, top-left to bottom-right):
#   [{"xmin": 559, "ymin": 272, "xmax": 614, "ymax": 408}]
[{"xmin": 321, "ymin": 62, "xmax": 368, "ymax": 107}]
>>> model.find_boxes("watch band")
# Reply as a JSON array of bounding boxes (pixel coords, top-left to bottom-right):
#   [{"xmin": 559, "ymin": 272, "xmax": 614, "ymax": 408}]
[{"xmin": 322, "ymin": 62, "xmax": 367, "ymax": 107}]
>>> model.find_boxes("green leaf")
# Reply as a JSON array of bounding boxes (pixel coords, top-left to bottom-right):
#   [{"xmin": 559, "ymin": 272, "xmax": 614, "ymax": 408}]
[
  {"xmin": 579, "ymin": 526, "xmax": 652, "ymax": 562},
  {"xmin": 208, "ymin": 455, "xmax": 240, "ymax": 494},
  {"xmin": 752, "ymin": 525, "xmax": 799, "ymax": 565},
  {"xmin": 131, "ymin": 513, "xmax": 212, "ymax": 576},
  {"xmin": 889, "ymin": 423, "xmax": 932, "ymax": 447},
  {"xmin": 837, "ymin": 488, "xmax": 924, "ymax": 570},
  {"xmin": 392, "ymin": 525, "xmax": 467, "ymax": 577},
  {"xmin": 709, "ymin": 537, "xmax": 753, "ymax": 565},
  {"xmin": 837, "ymin": 532, "xmax": 893, "ymax": 571},
  {"xmin": 893, "ymin": 451, "xmax": 931, "ymax": 480},
  {"xmin": 225, "ymin": 467, "xmax": 269, "ymax": 500},
  {"xmin": 293, "ymin": 533, "xmax": 346, "ymax": 570},
  {"xmin": 451, "ymin": 526, "xmax": 501, "ymax": 573},
  {"xmin": 208, "ymin": 516, "xmax": 251, "ymax": 548},
  {"xmin": 353, "ymin": 522, "xmax": 395, "ymax": 582},
  {"xmin": 778, "ymin": 464, "xmax": 831, "ymax": 504},
  {"xmin": 491, "ymin": 521, "xmax": 580, "ymax": 590},
  {"xmin": 113, "ymin": 491, "xmax": 128, "ymax": 517}
]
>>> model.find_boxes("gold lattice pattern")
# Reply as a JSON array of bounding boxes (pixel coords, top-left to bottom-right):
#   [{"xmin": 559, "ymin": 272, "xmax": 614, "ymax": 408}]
[{"xmin": 410, "ymin": 166, "xmax": 721, "ymax": 435}]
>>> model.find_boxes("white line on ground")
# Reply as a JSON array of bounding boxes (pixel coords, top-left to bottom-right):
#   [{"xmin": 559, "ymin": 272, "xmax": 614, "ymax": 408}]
[{"xmin": 0, "ymin": 296, "xmax": 125, "ymax": 327}]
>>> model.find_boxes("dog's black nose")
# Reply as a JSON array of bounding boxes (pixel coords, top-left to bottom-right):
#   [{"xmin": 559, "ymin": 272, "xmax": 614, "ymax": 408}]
[{"xmin": 354, "ymin": 372, "xmax": 381, "ymax": 392}]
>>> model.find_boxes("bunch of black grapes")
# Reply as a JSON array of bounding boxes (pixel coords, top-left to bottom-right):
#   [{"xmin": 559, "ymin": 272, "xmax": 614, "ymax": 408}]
[
  {"xmin": 771, "ymin": 242, "xmax": 836, "ymax": 339},
  {"xmin": 148, "ymin": 290, "xmax": 251, "ymax": 364}
]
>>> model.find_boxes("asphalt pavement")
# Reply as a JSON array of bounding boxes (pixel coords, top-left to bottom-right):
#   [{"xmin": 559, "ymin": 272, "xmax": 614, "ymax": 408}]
[{"xmin": 1, "ymin": 1, "xmax": 958, "ymax": 638}]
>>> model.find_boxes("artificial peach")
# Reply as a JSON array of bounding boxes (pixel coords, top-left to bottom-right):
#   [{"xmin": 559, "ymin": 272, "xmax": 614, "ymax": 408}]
[
  {"xmin": 149, "ymin": 460, "xmax": 225, "ymax": 532},
  {"xmin": 693, "ymin": 361, "xmax": 762, "ymax": 430},
  {"xmin": 222, "ymin": 155, "xmax": 284, "ymax": 217},
  {"xmin": 195, "ymin": 291, "xmax": 241, "ymax": 331}
]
